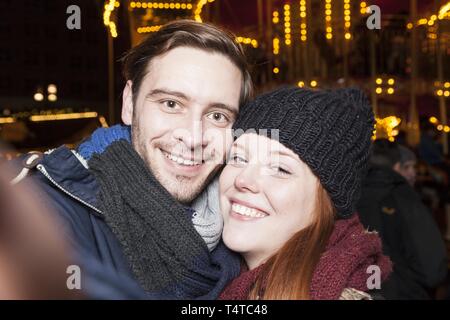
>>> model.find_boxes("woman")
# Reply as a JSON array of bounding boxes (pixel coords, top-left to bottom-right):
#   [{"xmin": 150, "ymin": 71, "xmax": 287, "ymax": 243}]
[{"xmin": 218, "ymin": 87, "xmax": 392, "ymax": 300}]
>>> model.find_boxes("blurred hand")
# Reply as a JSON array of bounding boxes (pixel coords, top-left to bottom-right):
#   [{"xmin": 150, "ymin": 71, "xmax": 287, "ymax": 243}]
[{"xmin": 0, "ymin": 147, "xmax": 81, "ymax": 299}]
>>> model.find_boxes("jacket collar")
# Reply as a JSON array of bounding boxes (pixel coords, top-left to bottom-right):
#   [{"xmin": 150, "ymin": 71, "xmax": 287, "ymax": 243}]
[{"xmin": 40, "ymin": 145, "xmax": 101, "ymax": 212}]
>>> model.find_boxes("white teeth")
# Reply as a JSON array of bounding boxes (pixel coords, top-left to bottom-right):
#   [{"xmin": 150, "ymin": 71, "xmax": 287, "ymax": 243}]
[
  {"xmin": 163, "ymin": 152, "xmax": 200, "ymax": 166},
  {"xmin": 183, "ymin": 159, "xmax": 194, "ymax": 166},
  {"xmin": 231, "ymin": 203, "xmax": 266, "ymax": 218}
]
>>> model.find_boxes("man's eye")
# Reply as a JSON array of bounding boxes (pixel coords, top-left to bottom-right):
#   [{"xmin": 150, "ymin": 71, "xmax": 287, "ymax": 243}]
[
  {"xmin": 207, "ymin": 112, "xmax": 229, "ymax": 123},
  {"xmin": 163, "ymin": 100, "xmax": 178, "ymax": 109}
]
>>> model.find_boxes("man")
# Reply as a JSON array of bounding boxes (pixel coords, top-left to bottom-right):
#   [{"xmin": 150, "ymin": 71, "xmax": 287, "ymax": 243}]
[
  {"xmin": 393, "ymin": 145, "xmax": 417, "ymax": 187},
  {"xmin": 12, "ymin": 20, "xmax": 253, "ymax": 299},
  {"xmin": 357, "ymin": 139, "xmax": 448, "ymax": 299}
]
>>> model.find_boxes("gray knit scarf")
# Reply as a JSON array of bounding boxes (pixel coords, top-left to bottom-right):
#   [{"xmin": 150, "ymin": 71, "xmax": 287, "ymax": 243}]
[
  {"xmin": 88, "ymin": 140, "xmax": 222, "ymax": 294},
  {"xmin": 191, "ymin": 177, "xmax": 222, "ymax": 251}
]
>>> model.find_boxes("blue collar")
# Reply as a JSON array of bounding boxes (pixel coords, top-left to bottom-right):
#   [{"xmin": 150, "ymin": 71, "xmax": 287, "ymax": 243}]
[{"xmin": 78, "ymin": 124, "xmax": 131, "ymax": 161}]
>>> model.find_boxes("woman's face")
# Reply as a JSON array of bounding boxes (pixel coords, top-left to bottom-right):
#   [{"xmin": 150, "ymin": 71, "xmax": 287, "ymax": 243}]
[{"xmin": 220, "ymin": 133, "xmax": 319, "ymax": 269}]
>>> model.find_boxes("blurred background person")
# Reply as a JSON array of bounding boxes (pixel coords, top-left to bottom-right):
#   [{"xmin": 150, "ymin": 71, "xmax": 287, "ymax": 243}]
[
  {"xmin": 394, "ymin": 145, "xmax": 417, "ymax": 187},
  {"xmin": 357, "ymin": 139, "xmax": 447, "ymax": 300}
]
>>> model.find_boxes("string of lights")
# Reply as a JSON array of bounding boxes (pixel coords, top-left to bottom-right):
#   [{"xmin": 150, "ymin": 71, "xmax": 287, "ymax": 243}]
[
  {"xmin": 344, "ymin": 0, "xmax": 351, "ymax": 40},
  {"xmin": 325, "ymin": 0, "xmax": 333, "ymax": 40},
  {"xmin": 130, "ymin": 2, "xmax": 193, "ymax": 10},
  {"xmin": 137, "ymin": 25, "xmax": 162, "ymax": 33},
  {"xmin": 273, "ymin": 37, "xmax": 280, "ymax": 55},
  {"xmin": 236, "ymin": 37, "xmax": 259, "ymax": 48},
  {"xmin": 360, "ymin": 1, "xmax": 368, "ymax": 15},
  {"xmin": 273, "ymin": 10, "xmax": 280, "ymax": 55},
  {"xmin": 194, "ymin": 0, "xmax": 215, "ymax": 23},
  {"xmin": 429, "ymin": 116, "xmax": 450, "ymax": 133},
  {"xmin": 103, "ymin": 0, "xmax": 119, "ymax": 38},
  {"xmin": 284, "ymin": 4, "xmax": 292, "ymax": 46},
  {"xmin": 300, "ymin": 0, "xmax": 307, "ymax": 42}
]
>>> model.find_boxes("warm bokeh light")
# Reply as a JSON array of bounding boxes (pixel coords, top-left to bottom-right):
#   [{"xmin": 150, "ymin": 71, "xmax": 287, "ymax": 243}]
[
  {"xmin": 34, "ymin": 92, "xmax": 44, "ymax": 102},
  {"xmin": 47, "ymin": 84, "xmax": 57, "ymax": 94},
  {"xmin": 30, "ymin": 112, "xmax": 99, "ymax": 122}
]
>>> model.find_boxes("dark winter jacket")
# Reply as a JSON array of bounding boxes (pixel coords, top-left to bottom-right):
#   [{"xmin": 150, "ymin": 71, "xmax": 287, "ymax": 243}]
[
  {"xmin": 357, "ymin": 166, "xmax": 448, "ymax": 299},
  {"xmin": 11, "ymin": 144, "xmax": 240, "ymax": 299}
]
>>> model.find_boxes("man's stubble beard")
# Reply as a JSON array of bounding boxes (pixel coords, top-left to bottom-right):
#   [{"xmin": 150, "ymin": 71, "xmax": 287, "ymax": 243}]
[{"xmin": 130, "ymin": 120, "xmax": 217, "ymax": 204}]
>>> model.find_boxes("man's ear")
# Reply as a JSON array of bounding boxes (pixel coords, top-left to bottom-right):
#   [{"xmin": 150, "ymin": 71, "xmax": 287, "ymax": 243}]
[{"xmin": 121, "ymin": 80, "xmax": 134, "ymax": 125}]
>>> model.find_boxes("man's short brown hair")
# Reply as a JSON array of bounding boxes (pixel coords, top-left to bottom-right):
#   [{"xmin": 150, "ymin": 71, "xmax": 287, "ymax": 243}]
[{"xmin": 121, "ymin": 20, "xmax": 253, "ymax": 107}]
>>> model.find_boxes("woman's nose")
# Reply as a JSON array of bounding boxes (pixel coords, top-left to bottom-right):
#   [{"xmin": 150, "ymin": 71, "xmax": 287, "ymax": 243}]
[{"xmin": 234, "ymin": 165, "xmax": 260, "ymax": 193}]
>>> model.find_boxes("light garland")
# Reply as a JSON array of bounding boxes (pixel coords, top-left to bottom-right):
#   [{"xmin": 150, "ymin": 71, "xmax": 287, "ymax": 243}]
[
  {"xmin": 103, "ymin": 0, "xmax": 118, "ymax": 38},
  {"xmin": 130, "ymin": 2, "xmax": 193, "ymax": 10},
  {"xmin": 129, "ymin": 0, "xmax": 216, "ymax": 24},
  {"xmin": 344, "ymin": 0, "xmax": 351, "ymax": 40},
  {"xmin": 284, "ymin": 4, "xmax": 291, "ymax": 46},
  {"xmin": 360, "ymin": 1, "xmax": 367, "ymax": 15},
  {"xmin": 273, "ymin": 10, "xmax": 280, "ymax": 54},
  {"xmin": 236, "ymin": 37, "xmax": 258, "ymax": 48},
  {"xmin": 30, "ymin": 112, "xmax": 99, "ymax": 122},
  {"xmin": 194, "ymin": 0, "xmax": 215, "ymax": 23},
  {"xmin": 273, "ymin": 10, "xmax": 280, "ymax": 24},
  {"xmin": 273, "ymin": 37, "xmax": 280, "ymax": 55},
  {"xmin": 325, "ymin": 0, "xmax": 332, "ymax": 40},
  {"xmin": 1, "ymin": 112, "xmax": 107, "ymax": 124},
  {"xmin": 429, "ymin": 116, "xmax": 450, "ymax": 133},
  {"xmin": 297, "ymin": 80, "xmax": 318, "ymax": 88},
  {"xmin": 410, "ymin": 1, "xmax": 450, "ymax": 29},
  {"xmin": 137, "ymin": 25, "xmax": 162, "ymax": 33},
  {"xmin": 300, "ymin": 0, "xmax": 307, "ymax": 42}
]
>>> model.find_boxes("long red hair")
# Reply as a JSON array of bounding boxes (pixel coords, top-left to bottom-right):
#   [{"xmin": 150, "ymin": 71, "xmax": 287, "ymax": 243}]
[{"xmin": 249, "ymin": 182, "xmax": 336, "ymax": 299}]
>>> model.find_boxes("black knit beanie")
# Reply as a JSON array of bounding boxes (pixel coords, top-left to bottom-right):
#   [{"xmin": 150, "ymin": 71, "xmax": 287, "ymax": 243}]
[{"xmin": 233, "ymin": 87, "xmax": 375, "ymax": 218}]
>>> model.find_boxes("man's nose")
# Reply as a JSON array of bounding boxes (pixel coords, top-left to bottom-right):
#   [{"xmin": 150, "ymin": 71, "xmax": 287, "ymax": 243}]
[{"xmin": 173, "ymin": 119, "xmax": 207, "ymax": 151}]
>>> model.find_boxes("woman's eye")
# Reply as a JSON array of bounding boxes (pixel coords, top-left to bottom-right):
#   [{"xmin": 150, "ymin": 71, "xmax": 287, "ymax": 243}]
[
  {"xmin": 271, "ymin": 165, "xmax": 292, "ymax": 177},
  {"xmin": 207, "ymin": 112, "xmax": 229, "ymax": 124},
  {"xmin": 228, "ymin": 154, "xmax": 247, "ymax": 165}
]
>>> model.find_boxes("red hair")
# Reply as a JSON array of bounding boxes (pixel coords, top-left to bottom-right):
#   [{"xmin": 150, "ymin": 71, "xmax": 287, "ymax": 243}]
[{"xmin": 249, "ymin": 182, "xmax": 336, "ymax": 299}]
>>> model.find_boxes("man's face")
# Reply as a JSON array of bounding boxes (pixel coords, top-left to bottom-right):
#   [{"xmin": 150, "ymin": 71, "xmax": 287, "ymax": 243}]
[
  {"xmin": 394, "ymin": 160, "xmax": 417, "ymax": 186},
  {"xmin": 122, "ymin": 47, "xmax": 242, "ymax": 204}
]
